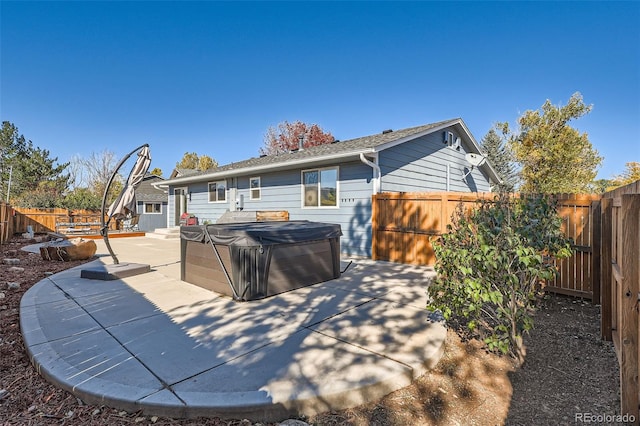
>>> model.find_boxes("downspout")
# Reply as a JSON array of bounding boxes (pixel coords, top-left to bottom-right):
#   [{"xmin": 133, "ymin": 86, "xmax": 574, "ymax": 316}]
[{"xmin": 359, "ymin": 153, "xmax": 381, "ymax": 194}]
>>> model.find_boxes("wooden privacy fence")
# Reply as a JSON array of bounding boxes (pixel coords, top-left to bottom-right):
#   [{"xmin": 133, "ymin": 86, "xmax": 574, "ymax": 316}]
[
  {"xmin": 372, "ymin": 185, "xmax": 640, "ymax": 418},
  {"xmin": 372, "ymin": 192, "xmax": 489, "ymax": 266},
  {"xmin": 371, "ymin": 192, "xmax": 601, "ymax": 299},
  {"xmin": 599, "ymin": 181, "xmax": 640, "ymax": 419},
  {"xmin": 0, "ymin": 202, "xmax": 15, "ymax": 244},
  {"xmin": 11, "ymin": 207, "xmax": 116, "ymax": 235}
]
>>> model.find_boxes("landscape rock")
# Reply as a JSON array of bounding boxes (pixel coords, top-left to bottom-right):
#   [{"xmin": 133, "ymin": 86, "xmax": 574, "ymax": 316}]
[
  {"xmin": 279, "ymin": 420, "xmax": 310, "ymax": 426},
  {"xmin": 5, "ymin": 250, "xmax": 17, "ymax": 256},
  {"xmin": 40, "ymin": 238, "xmax": 97, "ymax": 262},
  {"xmin": 8, "ymin": 266, "xmax": 25, "ymax": 273},
  {"xmin": 3, "ymin": 258, "xmax": 20, "ymax": 265},
  {"xmin": 7, "ymin": 282, "xmax": 20, "ymax": 290}
]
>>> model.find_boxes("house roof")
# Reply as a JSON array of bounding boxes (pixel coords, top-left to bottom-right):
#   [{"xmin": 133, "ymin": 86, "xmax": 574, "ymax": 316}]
[
  {"xmin": 169, "ymin": 168, "xmax": 200, "ymax": 179},
  {"xmin": 136, "ymin": 175, "xmax": 168, "ymax": 202},
  {"xmin": 159, "ymin": 118, "xmax": 501, "ymax": 186}
]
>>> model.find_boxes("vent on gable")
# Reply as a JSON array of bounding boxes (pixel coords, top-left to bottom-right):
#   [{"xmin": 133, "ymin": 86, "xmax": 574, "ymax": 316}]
[
  {"xmin": 443, "ymin": 131, "xmax": 461, "ymax": 150},
  {"xmin": 443, "ymin": 131, "xmax": 455, "ymax": 146},
  {"xmin": 382, "ymin": 129, "xmax": 393, "ymax": 134}
]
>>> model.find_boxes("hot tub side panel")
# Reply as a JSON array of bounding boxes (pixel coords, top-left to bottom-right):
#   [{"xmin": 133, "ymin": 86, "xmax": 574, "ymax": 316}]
[
  {"xmin": 181, "ymin": 238, "xmax": 235, "ymax": 297},
  {"xmin": 181, "ymin": 237, "xmax": 340, "ymax": 301},
  {"xmin": 253, "ymin": 238, "xmax": 340, "ymax": 298}
]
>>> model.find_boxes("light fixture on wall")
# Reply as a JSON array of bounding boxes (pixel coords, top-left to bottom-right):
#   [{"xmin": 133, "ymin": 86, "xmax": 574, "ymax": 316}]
[{"xmin": 189, "ymin": 191, "xmax": 192, "ymax": 201}]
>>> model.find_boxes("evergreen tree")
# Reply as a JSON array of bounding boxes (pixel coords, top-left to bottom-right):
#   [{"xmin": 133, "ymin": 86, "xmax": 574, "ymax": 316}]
[
  {"xmin": 480, "ymin": 127, "xmax": 518, "ymax": 192},
  {"xmin": 0, "ymin": 121, "xmax": 70, "ymax": 204}
]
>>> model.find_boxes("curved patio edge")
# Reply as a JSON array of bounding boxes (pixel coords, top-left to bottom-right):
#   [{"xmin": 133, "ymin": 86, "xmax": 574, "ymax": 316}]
[{"xmin": 19, "ymin": 240, "xmax": 446, "ymax": 422}]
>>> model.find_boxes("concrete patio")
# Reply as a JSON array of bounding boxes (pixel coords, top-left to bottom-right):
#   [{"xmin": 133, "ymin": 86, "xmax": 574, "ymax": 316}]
[{"xmin": 20, "ymin": 236, "xmax": 446, "ymax": 422}]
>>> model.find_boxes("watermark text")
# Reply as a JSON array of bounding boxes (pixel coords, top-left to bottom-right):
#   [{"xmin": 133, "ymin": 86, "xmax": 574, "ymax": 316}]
[{"xmin": 575, "ymin": 412, "xmax": 635, "ymax": 424}]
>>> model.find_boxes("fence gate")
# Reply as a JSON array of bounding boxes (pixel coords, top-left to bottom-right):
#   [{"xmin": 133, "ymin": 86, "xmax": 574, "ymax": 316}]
[{"xmin": 545, "ymin": 194, "xmax": 601, "ymax": 299}]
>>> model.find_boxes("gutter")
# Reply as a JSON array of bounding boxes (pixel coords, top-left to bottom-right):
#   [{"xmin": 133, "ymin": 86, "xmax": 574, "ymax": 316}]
[
  {"xmin": 162, "ymin": 149, "xmax": 376, "ymax": 186},
  {"xmin": 359, "ymin": 153, "xmax": 381, "ymax": 194}
]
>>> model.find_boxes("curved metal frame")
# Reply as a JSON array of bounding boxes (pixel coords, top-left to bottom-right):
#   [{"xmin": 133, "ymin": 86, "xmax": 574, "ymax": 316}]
[{"xmin": 100, "ymin": 143, "xmax": 149, "ymax": 265}]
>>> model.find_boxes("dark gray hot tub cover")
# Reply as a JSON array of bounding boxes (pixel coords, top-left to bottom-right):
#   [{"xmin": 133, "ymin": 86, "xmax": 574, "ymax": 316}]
[{"xmin": 180, "ymin": 220, "xmax": 342, "ymax": 247}]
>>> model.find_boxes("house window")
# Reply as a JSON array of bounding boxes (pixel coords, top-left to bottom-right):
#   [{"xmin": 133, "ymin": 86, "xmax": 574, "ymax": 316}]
[
  {"xmin": 250, "ymin": 177, "xmax": 261, "ymax": 200},
  {"xmin": 302, "ymin": 167, "xmax": 338, "ymax": 208},
  {"xmin": 208, "ymin": 180, "xmax": 227, "ymax": 202},
  {"xmin": 144, "ymin": 203, "xmax": 162, "ymax": 214}
]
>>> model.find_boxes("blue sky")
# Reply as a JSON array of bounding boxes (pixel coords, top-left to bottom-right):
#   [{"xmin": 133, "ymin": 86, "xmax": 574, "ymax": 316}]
[{"xmin": 1, "ymin": 1, "xmax": 639, "ymax": 182}]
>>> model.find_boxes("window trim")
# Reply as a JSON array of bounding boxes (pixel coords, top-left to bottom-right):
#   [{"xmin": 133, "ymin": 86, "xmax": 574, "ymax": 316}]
[
  {"xmin": 301, "ymin": 166, "xmax": 339, "ymax": 209},
  {"xmin": 249, "ymin": 176, "xmax": 261, "ymax": 200},
  {"xmin": 208, "ymin": 180, "xmax": 227, "ymax": 203},
  {"xmin": 143, "ymin": 202, "xmax": 162, "ymax": 214}
]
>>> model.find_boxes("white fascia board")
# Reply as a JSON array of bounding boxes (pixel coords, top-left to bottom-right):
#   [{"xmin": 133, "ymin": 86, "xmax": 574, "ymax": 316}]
[{"xmin": 162, "ymin": 149, "xmax": 375, "ymax": 186}]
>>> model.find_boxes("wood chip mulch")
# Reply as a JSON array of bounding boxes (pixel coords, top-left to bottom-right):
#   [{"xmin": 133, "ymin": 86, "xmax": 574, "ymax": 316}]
[{"xmin": 0, "ymin": 237, "xmax": 620, "ymax": 425}]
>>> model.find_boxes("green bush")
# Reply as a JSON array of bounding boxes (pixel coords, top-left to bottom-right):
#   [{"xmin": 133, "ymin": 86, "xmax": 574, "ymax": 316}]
[
  {"xmin": 428, "ymin": 193, "xmax": 573, "ymax": 365},
  {"xmin": 62, "ymin": 187, "xmax": 102, "ymax": 210}
]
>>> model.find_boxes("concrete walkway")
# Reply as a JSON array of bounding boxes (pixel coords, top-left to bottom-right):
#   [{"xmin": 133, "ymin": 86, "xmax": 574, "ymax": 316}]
[{"xmin": 20, "ymin": 236, "xmax": 446, "ymax": 422}]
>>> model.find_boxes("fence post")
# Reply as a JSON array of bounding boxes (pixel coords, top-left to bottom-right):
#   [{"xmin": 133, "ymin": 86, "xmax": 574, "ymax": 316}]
[
  {"xmin": 371, "ymin": 194, "xmax": 379, "ymax": 261},
  {"xmin": 619, "ymin": 194, "xmax": 640, "ymax": 419},
  {"xmin": 591, "ymin": 200, "xmax": 602, "ymax": 306},
  {"xmin": 600, "ymin": 198, "xmax": 613, "ymax": 341}
]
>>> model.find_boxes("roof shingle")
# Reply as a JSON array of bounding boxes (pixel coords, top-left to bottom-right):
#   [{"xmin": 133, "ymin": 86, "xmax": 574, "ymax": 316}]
[{"xmin": 185, "ymin": 119, "xmax": 457, "ymax": 179}]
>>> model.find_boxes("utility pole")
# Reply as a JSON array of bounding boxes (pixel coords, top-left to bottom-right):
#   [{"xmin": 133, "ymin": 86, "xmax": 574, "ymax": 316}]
[{"xmin": 6, "ymin": 165, "xmax": 12, "ymax": 203}]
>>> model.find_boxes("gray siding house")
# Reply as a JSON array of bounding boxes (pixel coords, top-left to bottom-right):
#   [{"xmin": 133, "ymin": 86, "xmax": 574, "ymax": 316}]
[
  {"xmin": 135, "ymin": 175, "xmax": 168, "ymax": 232},
  {"xmin": 158, "ymin": 118, "xmax": 501, "ymax": 256}
]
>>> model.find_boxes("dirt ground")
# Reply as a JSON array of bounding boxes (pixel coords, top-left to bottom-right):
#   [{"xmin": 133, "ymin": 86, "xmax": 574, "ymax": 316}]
[{"xmin": 0, "ymin": 236, "xmax": 621, "ymax": 425}]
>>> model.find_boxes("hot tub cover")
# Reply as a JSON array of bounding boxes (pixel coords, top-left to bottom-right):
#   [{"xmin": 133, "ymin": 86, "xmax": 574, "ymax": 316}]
[{"xmin": 180, "ymin": 220, "xmax": 342, "ymax": 247}]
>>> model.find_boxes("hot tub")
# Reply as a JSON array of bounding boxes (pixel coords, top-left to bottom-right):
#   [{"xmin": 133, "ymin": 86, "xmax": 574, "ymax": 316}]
[{"xmin": 180, "ymin": 221, "xmax": 342, "ymax": 301}]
